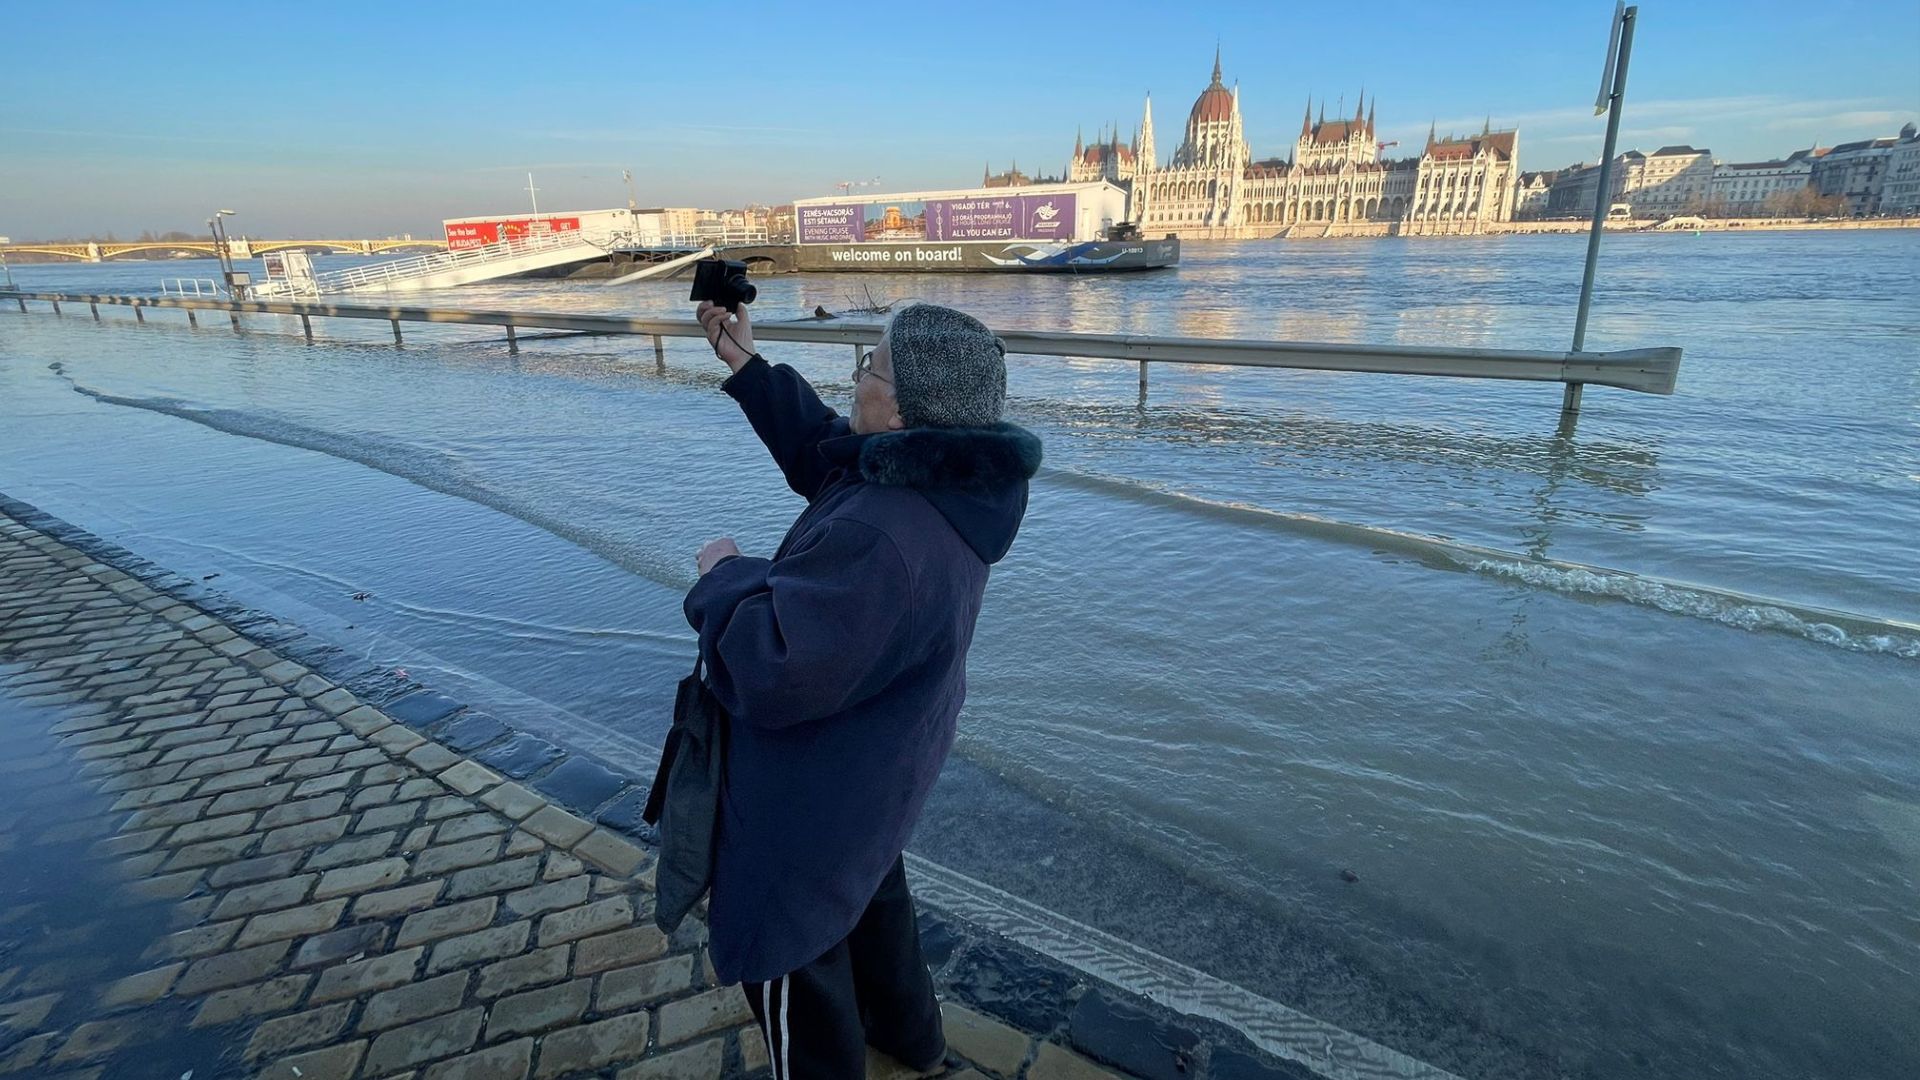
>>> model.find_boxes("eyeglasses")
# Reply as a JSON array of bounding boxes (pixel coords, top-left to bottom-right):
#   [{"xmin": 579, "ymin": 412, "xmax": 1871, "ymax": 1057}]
[{"xmin": 854, "ymin": 350, "xmax": 893, "ymax": 386}]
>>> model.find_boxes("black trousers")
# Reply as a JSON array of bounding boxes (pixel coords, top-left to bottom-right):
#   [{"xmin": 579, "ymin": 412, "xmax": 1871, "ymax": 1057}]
[{"xmin": 742, "ymin": 855, "xmax": 945, "ymax": 1080}]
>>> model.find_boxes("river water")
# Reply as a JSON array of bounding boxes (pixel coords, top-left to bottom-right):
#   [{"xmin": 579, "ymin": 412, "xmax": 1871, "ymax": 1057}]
[{"xmin": 1, "ymin": 232, "xmax": 1916, "ymax": 1079}]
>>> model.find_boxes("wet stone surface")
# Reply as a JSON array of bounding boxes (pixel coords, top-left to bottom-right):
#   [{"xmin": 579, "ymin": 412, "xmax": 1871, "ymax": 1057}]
[
  {"xmin": 474, "ymin": 733, "xmax": 568, "ymax": 781},
  {"xmin": 0, "ymin": 501, "xmax": 1185, "ymax": 1080},
  {"xmin": 0, "ymin": 693, "xmax": 236, "ymax": 1077}
]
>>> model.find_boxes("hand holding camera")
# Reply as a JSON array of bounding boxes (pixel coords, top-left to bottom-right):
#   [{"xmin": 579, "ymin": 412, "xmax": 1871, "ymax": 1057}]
[
  {"xmin": 692, "ymin": 258, "xmax": 759, "ymax": 374},
  {"xmin": 696, "ymin": 300, "xmax": 757, "ymax": 373}
]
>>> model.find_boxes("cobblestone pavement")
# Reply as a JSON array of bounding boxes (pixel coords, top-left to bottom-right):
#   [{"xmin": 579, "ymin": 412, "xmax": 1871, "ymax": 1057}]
[{"xmin": 0, "ymin": 507, "xmax": 1149, "ymax": 1080}]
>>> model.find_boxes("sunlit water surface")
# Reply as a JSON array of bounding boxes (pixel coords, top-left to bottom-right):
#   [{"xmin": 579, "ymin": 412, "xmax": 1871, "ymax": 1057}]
[{"xmin": 2, "ymin": 232, "xmax": 1916, "ymax": 1079}]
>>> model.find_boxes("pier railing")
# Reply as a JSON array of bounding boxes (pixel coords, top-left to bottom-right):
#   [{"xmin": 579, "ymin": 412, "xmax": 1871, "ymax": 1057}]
[
  {"xmin": 0, "ymin": 290, "xmax": 1683, "ymax": 400},
  {"xmin": 262, "ymin": 228, "xmax": 621, "ymax": 297}
]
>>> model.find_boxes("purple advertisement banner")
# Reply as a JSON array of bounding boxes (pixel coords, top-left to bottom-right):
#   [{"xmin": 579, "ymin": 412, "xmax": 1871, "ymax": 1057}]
[
  {"xmin": 1020, "ymin": 193, "xmax": 1075, "ymax": 239},
  {"xmin": 802, "ymin": 193, "xmax": 1080, "ymax": 244},
  {"xmin": 797, "ymin": 203, "xmax": 863, "ymax": 244},
  {"xmin": 925, "ymin": 194, "xmax": 1076, "ymax": 241},
  {"xmin": 925, "ymin": 197, "xmax": 1017, "ymax": 241}
]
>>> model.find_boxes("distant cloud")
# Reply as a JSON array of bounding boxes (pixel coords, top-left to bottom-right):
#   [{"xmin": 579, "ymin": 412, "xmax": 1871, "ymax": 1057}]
[
  {"xmin": 1365, "ymin": 93, "xmax": 1912, "ymax": 165},
  {"xmin": 1535, "ymin": 125, "xmax": 1695, "ymax": 146},
  {"xmin": 1762, "ymin": 109, "xmax": 1906, "ymax": 131}
]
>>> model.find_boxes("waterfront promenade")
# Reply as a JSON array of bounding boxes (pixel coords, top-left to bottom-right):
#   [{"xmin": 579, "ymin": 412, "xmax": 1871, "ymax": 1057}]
[{"xmin": 0, "ymin": 500, "xmax": 1188, "ymax": 1080}]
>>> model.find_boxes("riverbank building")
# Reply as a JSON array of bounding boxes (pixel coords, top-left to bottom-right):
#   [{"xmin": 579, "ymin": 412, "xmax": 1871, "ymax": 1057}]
[{"xmin": 1121, "ymin": 51, "xmax": 1520, "ymax": 237}]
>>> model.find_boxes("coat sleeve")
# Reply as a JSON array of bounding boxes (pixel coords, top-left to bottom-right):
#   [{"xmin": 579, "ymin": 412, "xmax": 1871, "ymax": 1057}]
[
  {"xmin": 682, "ymin": 519, "xmax": 916, "ymax": 730},
  {"xmin": 722, "ymin": 355, "xmax": 852, "ymax": 502}
]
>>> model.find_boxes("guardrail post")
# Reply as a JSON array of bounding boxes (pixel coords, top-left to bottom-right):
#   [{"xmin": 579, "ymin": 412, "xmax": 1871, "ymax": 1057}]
[
  {"xmin": 301, "ymin": 315, "xmax": 313, "ymax": 342},
  {"xmin": 90, "ymin": 302, "xmax": 99, "ymax": 321},
  {"xmin": 1138, "ymin": 360, "xmax": 1149, "ymax": 403},
  {"xmin": 653, "ymin": 334, "xmax": 665, "ymax": 372},
  {"xmin": 506, "ymin": 325, "xmax": 518, "ymax": 354},
  {"xmin": 16, "ymin": 298, "xmax": 25, "ymax": 313},
  {"xmin": 391, "ymin": 319, "xmax": 403, "ymax": 345},
  {"xmin": 134, "ymin": 304, "xmax": 145, "ymax": 324},
  {"xmin": 188, "ymin": 308, "xmax": 198, "ymax": 327}
]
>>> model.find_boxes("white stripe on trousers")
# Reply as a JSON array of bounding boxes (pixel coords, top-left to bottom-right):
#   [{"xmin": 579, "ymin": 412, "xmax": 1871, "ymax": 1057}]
[
  {"xmin": 778, "ymin": 974, "xmax": 792, "ymax": 1080},
  {"xmin": 760, "ymin": 976, "xmax": 792, "ymax": 1080}
]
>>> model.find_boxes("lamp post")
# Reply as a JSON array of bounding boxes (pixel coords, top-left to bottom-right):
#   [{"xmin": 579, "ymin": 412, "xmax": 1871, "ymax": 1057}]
[
  {"xmin": 209, "ymin": 209, "xmax": 239, "ymax": 298},
  {"xmin": 1565, "ymin": 3, "xmax": 1638, "ymax": 418}
]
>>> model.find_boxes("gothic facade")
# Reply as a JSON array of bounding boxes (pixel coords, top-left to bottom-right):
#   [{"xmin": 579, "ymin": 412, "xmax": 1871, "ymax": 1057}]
[
  {"xmin": 1067, "ymin": 126, "xmax": 1139, "ymax": 183},
  {"xmin": 1126, "ymin": 52, "xmax": 1520, "ymax": 237}
]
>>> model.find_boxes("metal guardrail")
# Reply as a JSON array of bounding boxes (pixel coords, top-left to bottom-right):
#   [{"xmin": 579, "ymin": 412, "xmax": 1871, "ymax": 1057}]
[{"xmin": 0, "ymin": 290, "xmax": 1683, "ymax": 398}]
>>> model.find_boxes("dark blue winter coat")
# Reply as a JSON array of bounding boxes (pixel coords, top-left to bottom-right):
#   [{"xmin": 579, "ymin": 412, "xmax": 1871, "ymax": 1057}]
[{"xmin": 683, "ymin": 355, "xmax": 1040, "ymax": 985}]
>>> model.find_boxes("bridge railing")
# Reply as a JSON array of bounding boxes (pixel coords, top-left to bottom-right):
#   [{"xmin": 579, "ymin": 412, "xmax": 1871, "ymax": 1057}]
[{"xmin": 0, "ymin": 289, "xmax": 1683, "ymax": 401}]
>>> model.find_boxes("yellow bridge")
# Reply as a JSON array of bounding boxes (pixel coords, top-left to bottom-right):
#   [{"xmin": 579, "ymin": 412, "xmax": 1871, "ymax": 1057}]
[{"xmin": 0, "ymin": 238, "xmax": 448, "ymax": 262}]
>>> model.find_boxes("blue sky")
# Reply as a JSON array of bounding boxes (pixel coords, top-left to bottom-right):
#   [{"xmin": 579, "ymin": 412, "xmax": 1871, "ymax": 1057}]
[{"xmin": 5, "ymin": 0, "xmax": 1916, "ymax": 237}]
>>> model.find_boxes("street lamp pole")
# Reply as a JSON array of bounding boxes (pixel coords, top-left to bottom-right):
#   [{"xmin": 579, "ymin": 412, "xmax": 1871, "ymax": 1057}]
[
  {"xmin": 1566, "ymin": 3, "xmax": 1638, "ymax": 417},
  {"xmin": 209, "ymin": 209, "xmax": 239, "ymax": 298}
]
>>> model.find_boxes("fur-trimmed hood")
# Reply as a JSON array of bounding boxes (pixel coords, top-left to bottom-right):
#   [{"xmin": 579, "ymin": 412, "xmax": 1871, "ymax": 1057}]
[
  {"xmin": 856, "ymin": 423, "xmax": 1042, "ymax": 492},
  {"xmin": 820, "ymin": 423, "xmax": 1040, "ymax": 564}
]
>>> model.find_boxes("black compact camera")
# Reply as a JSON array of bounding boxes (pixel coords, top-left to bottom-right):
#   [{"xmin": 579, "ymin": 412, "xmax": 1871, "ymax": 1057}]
[{"xmin": 689, "ymin": 258, "xmax": 757, "ymax": 312}]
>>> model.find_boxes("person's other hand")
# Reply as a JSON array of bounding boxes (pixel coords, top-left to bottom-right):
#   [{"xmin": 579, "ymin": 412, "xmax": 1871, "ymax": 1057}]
[
  {"xmin": 697, "ymin": 537, "xmax": 741, "ymax": 576},
  {"xmin": 697, "ymin": 301, "xmax": 757, "ymax": 373}
]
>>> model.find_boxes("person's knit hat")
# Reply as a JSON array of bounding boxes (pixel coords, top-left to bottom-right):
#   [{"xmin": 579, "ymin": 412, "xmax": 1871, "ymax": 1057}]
[{"xmin": 884, "ymin": 304, "xmax": 1007, "ymax": 428}]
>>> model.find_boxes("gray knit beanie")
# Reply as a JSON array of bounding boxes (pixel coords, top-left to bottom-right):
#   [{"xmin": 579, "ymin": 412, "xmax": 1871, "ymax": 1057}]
[{"xmin": 884, "ymin": 304, "xmax": 1007, "ymax": 428}]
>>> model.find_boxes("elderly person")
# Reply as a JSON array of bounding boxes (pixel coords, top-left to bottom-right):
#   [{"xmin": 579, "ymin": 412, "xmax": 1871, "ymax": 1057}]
[{"xmin": 687, "ymin": 297, "xmax": 1040, "ymax": 1078}]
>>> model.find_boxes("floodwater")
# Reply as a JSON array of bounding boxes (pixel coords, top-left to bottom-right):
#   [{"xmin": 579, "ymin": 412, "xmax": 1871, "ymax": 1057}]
[{"xmin": 1, "ymin": 231, "xmax": 1916, "ymax": 1079}]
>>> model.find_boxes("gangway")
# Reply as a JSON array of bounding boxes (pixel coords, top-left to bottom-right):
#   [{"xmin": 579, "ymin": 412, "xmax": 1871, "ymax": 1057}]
[
  {"xmin": 251, "ymin": 227, "xmax": 627, "ymax": 298},
  {"xmin": 603, "ymin": 247, "xmax": 714, "ymax": 287}
]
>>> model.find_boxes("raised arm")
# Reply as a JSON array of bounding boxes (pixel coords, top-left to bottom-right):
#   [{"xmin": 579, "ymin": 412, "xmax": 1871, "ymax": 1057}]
[{"xmin": 699, "ymin": 300, "xmax": 851, "ymax": 501}]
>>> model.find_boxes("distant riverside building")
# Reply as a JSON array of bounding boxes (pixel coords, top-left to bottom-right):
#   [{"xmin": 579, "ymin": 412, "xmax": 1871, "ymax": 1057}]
[
  {"xmin": 1546, "ymin": 162, "xmax": 1606, "ymax": 215},
  {"xmin": 1619, "ymin": 145, "xmax": 1714, "ymax": 216},
  {"xmin": 1067, "ymin": 127, "xmax": 1139, "ymax": 183},
  {"xmin": 982, "ymin": 162, "xmax": 1040, "ymax": 188},
  {"xmin": 1883, "ymin": 123, "xmax": 1920, "ymax": 214},
  {"xmin": 767, "ymin": 204, "xmax": 795, "ymax": 243},
  {"xmin": 1710, "ymin": 153, "xmax": 1814, "ymax": 215},
  {"xmin": 637, "ymin": 207, "xmax": 702, "ymax": 238},
  {"xmin": 1516, "ymin": 171, "xmax": 1554, "ymax": 218},
  {"xmin": 696, "ymin": 205, "xmax": 771, "ymax": 242},
  {"xmin": 1546, "ymin": 144, "xmax": 1828, "ymax": 220},
  {"xmin": 1814, "ymin": 131, "xmax": 1905, "ymax": 215},
  {"xmin": 1124, "ymin": 50, "xmax": 1519, "ymax": 236}
]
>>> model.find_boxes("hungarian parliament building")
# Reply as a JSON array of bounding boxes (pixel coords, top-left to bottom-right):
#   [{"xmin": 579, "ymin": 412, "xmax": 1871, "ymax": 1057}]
[{"xmin": 1064, "ymin": 52, "xmax": 1521, "ymax": 237}]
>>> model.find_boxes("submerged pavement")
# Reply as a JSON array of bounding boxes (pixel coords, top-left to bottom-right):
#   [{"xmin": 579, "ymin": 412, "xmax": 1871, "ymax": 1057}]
[{"xmin": 0, "ymin": 498, "xmax": 1324, "ymax": 1080}]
